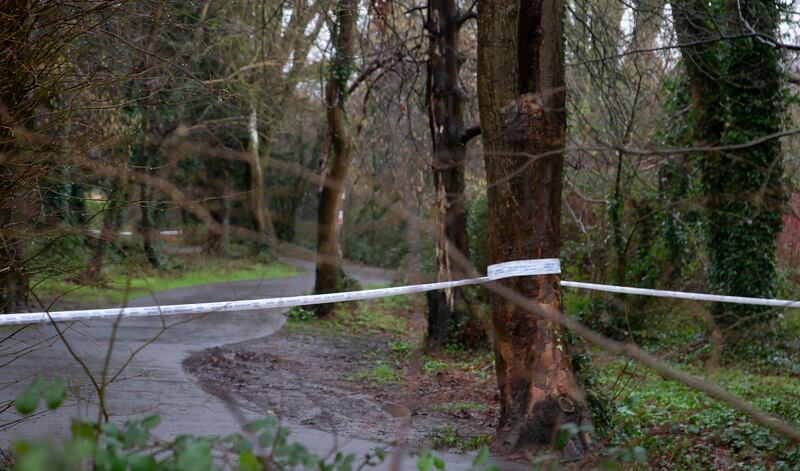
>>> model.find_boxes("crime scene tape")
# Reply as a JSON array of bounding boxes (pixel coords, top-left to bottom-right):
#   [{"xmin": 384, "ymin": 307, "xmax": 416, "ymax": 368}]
[
  {"xmin": 561, "ymin": 281, "xmax": 800, "ymax": 308},
  {"xmin": 2, "ymin": 258, "xmax": 798, "ymax": 326},
  {"xmin": 0, "ymin": 259, "xmax": 560, "ymax": 326}
]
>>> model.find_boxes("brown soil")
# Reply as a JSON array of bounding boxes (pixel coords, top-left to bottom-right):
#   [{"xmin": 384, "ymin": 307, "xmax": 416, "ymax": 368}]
[{"xmin": 183, "ymin": 302, "xmax": 499, "ymax": 450}]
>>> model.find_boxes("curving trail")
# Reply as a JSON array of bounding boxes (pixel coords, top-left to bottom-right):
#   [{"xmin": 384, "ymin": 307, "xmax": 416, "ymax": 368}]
[{"xmin": 0, "ymin": 259, "xmax": 520, "ymax": 470}]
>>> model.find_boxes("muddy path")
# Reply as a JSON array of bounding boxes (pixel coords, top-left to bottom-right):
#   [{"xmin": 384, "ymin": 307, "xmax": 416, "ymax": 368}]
[
  {"xmin": 181, "ymin": 262, "xmax": 507, "ymax": 457},
  {"xmin": 185, "ymin": 324, "xmax": 499, "ymax": 450},
  {"xmin": 0, "ymin": 259, "xmax": 522, "ymax": 470},
  {"xmin": 0, "ymin": 259, "xmax": 386, "ymax": 443}
]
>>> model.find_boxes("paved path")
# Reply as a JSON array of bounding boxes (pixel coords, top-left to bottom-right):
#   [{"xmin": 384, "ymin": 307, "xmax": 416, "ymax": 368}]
[{"xmin": 0, "ymin": 259, "xmax": 520, "ymax": 470}]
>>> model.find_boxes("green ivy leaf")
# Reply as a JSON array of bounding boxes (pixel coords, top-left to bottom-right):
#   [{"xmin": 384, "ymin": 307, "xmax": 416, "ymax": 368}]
[
  {"xmin": 416, "ymin": 452, "xmax": 434, "ymax": 471},
  {"xmin": 14, "ymin": 442, "xmax": 50, "ymax": 471},
  {"xmin": 43, "ymin": 378, "xmax": 65, "ymax": 410},
  {"xmin": 128, "ymin": 453, "xmax": 157, "ymax": 471},
  {"xmin": 141, "ymin": 415, "xmax": 160, "ymax": 430},
  {"xmin": 473, "ymin": 446, "xmax": 489, "ymax": 466},
  {"xmin": 123, "ymin": 424, "xmax": 146, "ymax": 448},
  {"xmin": 244, "ymin": 417, "xmax": 276, "ymax": 432},
  {"xmin": 71, "ymin": 419, "xmax": 97, "ymax": 441},
  {"xmin": 598, "ymin": 461, "xmax": 622, "ymax": 471},
  {"xmin": 101, "ymin": 422, "xmax": 120, "ymax": 438},
  {"xmin": 238, "ymin": 450, "xmax": 261, "ymax": 471},
  {"xmin": 335, "ymin": 452, "xmax": 355, "ymax": 471},
  {"xmin": 257, "ymin": 430, "xmax": 275, "ymax": 448},
  {"xmin": 14, "ymin": 387, "xmax": 40, "ymax": 415},
  {"xmin": 175, "ymin": 440, "xmax": 213, "ymax": 471},
  {"xmin": 64, "ymin": 437, "xmax": 95, "ymax": 463}
]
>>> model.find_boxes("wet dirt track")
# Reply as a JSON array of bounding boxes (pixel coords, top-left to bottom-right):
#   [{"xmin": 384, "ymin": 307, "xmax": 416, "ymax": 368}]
[{"xmin": 0, "ymin": 259, "xmax": 523, "ymax": 470}]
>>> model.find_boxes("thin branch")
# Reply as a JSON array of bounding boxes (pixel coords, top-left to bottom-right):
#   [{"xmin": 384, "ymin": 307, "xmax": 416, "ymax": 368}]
[
  {"xmin": 460, "ymin": 124, "xmax": 481, "ymax": 145},
  {"xmin": 455, "ymin": 8, "xmax": 477, "ymax": 27},
  {"xmin": 568, "ymin": 31, "xmax": 800, "ymax": 67},
  {"xmin": 201, "ymin": 60, "xmax": 281, "ymax": 86},
  {"xmin": 736, "ymin": 0, "xmax": 800, "ymax": 51}
]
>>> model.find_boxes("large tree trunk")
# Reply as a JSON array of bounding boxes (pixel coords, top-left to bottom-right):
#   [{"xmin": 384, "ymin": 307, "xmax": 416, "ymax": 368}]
[
  {"xmin": 477, "ymin": 0, "xmax": 592, "ymax": 456},
  {"xmin": 0, "ymin": 0, "xmax": 35, "ymax": 313},
  {"xmin": 313, "ymin": 0, "xmax": 358, "ymax": 317},
  {"xmin": 672, "ymin": 0, "xmax": 786, "ymax": 330},
  {"xmin": 424, "ymin": 0, "xmax": 478, "ymax": 348}
]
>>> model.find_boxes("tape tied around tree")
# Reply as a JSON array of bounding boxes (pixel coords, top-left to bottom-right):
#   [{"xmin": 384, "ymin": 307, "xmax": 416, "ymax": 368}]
[{"xmin": 2, "ymin": 258, "xmax": 799, "ymax": 326}]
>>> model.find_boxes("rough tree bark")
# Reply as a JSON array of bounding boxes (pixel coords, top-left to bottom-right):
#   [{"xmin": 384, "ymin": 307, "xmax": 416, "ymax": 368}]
[
  {"xmin": 0, "ymin": 0, "xmax": 38, "ymax": 312},
  {"xmin": 424, "ymin": 0, "xmax": 482, "ymax": 348},
  {"xmin": 477, "ymin": 0, "xmax": 593, "ymax": 456},
  {"xmin": 313, "ymin": 0, "xmax": 358, "ymax": 317}
]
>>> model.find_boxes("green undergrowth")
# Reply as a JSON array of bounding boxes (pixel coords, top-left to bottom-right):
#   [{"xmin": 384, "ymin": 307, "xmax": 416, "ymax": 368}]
[
  {"xmin": 597, "ymin": 357, "xmax": 800, "ymax": 470},
  {"xmin": 288, "ymin": 293, "xmax": 417, "ymax": 387},
  {"xmin": 565, "ymin": 289, "xmax": 800, "ymax": 469},
  {"xmin": 5, "ymin": 377, "xmax": 504, "ymax": 471},
  {"xmin": 429, "ymin": 402, "xmax": 487, "ymax": 412},
  {"xmin": 31, "ymin": 256, "xmax": 299, "ymax": 305},
  {"xmin": 428, "ymin": 426, "xmax": 492, "ymax": 452},
  {"xmin": 286, "ymin": 292, "xmax": 416, "ymax": 336},
  {"xmin": 423, "ymin": 347, "xmax": 495, "ymax": 380},
  {"xmin": 353, "ymin": 361, "xmax": 402, "ymax": 385},
  {"xmin": 291, "ymin": 288, "xmax": 800, "ymax": 468}
]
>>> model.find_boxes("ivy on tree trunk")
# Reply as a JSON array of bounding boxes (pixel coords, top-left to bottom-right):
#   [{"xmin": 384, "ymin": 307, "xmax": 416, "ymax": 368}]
[
  {"xmin": 313, "ymin": 0, "xmax": 358, "ymax": 317},
  {"xmin": 672, "ymin": 0, "xmax": 787, "ymax": 330}
]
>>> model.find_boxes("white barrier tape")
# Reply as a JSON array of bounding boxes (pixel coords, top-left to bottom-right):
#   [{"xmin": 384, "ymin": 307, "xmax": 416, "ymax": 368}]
[
  {"xmin": 487, "ymin": 259, "xmax": 562, "ymax": 279},
  {"xmin": 4, "ymin": 258, "xmax": 799, "ymax": 326},
  {"xmin": 560, "ymin": 281, "xmax": 800, "ymax": 308},
  {"xmin": 0, "ymin": 259, "xmax": 561, "ymax": 326}
]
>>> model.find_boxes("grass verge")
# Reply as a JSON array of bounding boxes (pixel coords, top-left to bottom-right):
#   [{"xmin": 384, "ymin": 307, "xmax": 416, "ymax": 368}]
[{"xmin": 31, "ymin": 256, "xmax": 300, "ymax": 305}]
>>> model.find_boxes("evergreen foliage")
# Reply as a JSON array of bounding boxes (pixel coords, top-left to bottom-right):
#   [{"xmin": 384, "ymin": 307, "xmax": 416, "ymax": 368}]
[{"xmin": 672, "ymin": 0, "xmax": 788, "ymax": 329}]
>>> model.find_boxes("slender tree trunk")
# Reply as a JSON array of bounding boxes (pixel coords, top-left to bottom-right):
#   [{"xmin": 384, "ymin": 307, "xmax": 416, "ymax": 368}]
[
  {"xmin": 247, "ymin": 105, "xmax": 275, "ymax": 247},
  {"xmin": 424, "ymin": 0, "xmax": 478, "ymax": 347},
  {"xmin": 132, "ymin": 3, "xmax": 165, "ymax": 270},
  {"xmin": 206, "ymin": 178, "xmax": 232, "ymax": 256},
  {"xmin": 137, "ymin": 110, "xmax": 159, "ymax": 269},
  {"xmin": 313, "ymin": 0, "xmax": 358, "ymax": 317},
  {"xmin": 85, "ymin": 178, "xmax": 126, "ymax": 283},
  {"xmin": 0, "ymin": 238, "xmax": 29, "ymax": 313},
  {"xmin": 220, "ymin": 185, "xmax": 231, "ymax": 256},
  {"xmin": 404, "ymin": 190, "xmax": 422, "ymax": 283},
  {"xmin": 139, "ymin": 182, "xmax": 159, "ymax": 268},
  {"xmin": 477, "ymin": 0, "xmax": 592, "ymax": 456}
]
